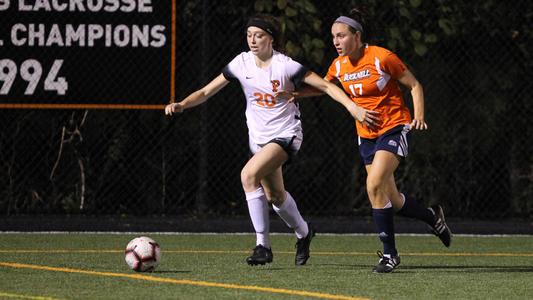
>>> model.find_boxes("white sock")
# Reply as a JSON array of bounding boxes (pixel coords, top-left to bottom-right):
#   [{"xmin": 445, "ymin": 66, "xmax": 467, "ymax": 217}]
[
  {"xmin": 245, "ymin": 187, "xmax": 270, "ymax": 248},
  {"xmin": 272, "ymin": 191, "xmax": 309, "ymax": 239}
]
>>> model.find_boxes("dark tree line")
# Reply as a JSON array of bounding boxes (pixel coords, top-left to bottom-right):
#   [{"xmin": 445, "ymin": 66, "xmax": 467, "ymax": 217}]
[{"xmin": 1, "ymin": 0, "xmax": 531, "ymax": 218}]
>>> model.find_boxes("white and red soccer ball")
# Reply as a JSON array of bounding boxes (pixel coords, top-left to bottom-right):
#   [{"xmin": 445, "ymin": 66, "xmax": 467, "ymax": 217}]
[{"xmin": 124, "ymin": 236, "xmax": 161, "ymax": 272}]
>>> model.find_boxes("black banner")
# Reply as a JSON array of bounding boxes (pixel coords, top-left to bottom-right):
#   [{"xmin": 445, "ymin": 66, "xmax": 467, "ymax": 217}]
[{"xmin": 0, "ymin": 0, "xmax": 173, "ymax": 108}]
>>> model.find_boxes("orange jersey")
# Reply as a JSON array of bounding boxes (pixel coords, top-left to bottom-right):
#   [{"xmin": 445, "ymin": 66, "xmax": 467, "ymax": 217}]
[{"xmin": 326, "ymin": 45, "xmax": 411, "ymax": 139}]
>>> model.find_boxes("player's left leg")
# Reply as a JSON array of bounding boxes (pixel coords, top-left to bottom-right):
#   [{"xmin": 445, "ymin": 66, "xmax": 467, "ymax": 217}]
[
  {"xmin": 261, "ymin": 165, "xmax": 314, "ymax": 265},
  {"xmin": 388, "ymin": 177, "xmax": 452, "ymax": 247},
  {"xmin": 378, "ymin": 122, "xmax": 452, "ymax": 248},
  {"xmin": 385, "ymin": 175, "xmax": 452, "ymax": 247},
  {"xmin": 386, "ymin": 174, "xmax": 434, "ymax": 224},
  {"xmin": 261, "ymin": 165, "xmax": 308, "ymax": 239}
]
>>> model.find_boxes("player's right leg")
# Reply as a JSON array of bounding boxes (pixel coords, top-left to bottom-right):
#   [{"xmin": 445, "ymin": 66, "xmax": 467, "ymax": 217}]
[
  {"xmin": 241, "ymin": 143, "xmax": 288, "ymax": 265},
  {"xmin": 243, "ymin": 186, "xmax": 272, "ymax": 265},
  {"xmin": 365, "ymin": 151, "xmax": 401, "ymax": 273}
]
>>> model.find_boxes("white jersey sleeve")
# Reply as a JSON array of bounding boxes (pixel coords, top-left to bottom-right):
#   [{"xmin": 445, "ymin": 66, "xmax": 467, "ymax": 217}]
[{"xmin": 222, "ymin": 51, "xmax": 308, "ymax": 146}]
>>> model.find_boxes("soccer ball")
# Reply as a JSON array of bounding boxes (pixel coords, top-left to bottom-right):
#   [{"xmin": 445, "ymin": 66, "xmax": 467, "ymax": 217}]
[{"xmin": 124, "ymin": 236, "xmax": 161, "ymax": 272}]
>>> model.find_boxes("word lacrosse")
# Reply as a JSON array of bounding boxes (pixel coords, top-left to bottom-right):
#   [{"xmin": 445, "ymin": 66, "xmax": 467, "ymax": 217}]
[{"xmin": 1, "ymin": 0, "xmax": 153, "ymax": 12}]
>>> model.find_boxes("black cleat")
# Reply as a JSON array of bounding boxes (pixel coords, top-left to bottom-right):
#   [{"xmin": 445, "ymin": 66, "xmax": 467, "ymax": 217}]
[
  {"xmin": 295, "ymin": 226, "xmax": 315, "ymax": 266},
  {"xmin": 372, "ymin": 251, "xmax": 401, "ymax": 273},
  {"xmin": 429, "ymin": 205, "xmax": 452, "ymax": 247},
  {"xmin": 246, "ymin": 245, "xmax": 273, "ymax": 266}
]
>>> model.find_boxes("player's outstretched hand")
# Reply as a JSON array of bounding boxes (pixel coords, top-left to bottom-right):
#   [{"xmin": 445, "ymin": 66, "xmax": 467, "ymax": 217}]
[
  {"xmin": 410, "ymin": 118, "xmax": 428, "ymax": 130},
  {"xmin": 165, "ymin": 103, "xmax": 184, "ymax": 115}
]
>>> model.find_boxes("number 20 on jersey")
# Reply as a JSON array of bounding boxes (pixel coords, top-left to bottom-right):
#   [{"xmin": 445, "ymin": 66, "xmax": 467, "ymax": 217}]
[{"xmin": 253, "ymin": 92, "xmax": 276, "ymax": 107}]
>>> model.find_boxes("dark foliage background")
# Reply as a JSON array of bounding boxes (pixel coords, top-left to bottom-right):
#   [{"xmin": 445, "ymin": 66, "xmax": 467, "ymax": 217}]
[{"xmin": 1, "ymin": 0, "xmax": 531, "ymax": 219}]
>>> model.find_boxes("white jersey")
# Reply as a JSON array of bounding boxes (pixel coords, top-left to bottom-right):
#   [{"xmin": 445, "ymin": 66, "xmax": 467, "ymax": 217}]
[{"xmin": 222, "ymin": 50, "xmax": 308, "ymax": 146}]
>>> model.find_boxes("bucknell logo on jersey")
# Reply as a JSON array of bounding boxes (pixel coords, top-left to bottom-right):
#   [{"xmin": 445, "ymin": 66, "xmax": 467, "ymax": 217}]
[
  {"xmin": 271, "ymin": 80, "xmax": 280, "ymax": 92},
  {"xmin": 343, "ymin": 69, "xmax": 371, "ymax": 82}
]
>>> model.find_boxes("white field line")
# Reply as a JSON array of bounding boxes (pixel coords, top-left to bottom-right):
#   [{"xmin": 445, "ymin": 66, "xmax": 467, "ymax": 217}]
[{"xmin": 1, "ymin": 231, "xmax": 533, "ymax": 237}]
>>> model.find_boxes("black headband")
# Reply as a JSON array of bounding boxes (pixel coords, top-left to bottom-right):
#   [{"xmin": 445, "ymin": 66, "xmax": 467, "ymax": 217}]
[{"xmin": 246, "ymin": 18, "xmax": 278, "ymax": 39}]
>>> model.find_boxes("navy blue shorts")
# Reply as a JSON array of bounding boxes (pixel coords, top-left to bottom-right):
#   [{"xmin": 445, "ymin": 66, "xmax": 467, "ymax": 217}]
[
  {"xmin": 249, "ymin": 135, "xmax": 301, "ymax": 165},
  {"xmin": 358, "ymin": 124, "xmax": 411, "ymax": 165},
  {"xmin": 268, "ymin": 136, "xmax": 299, "ymax": 157}
]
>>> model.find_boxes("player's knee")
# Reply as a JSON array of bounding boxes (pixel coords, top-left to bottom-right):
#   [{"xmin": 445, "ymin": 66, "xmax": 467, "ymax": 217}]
[
  {"xmin": 366, "ymin": 176, "xmax": 385, "ymax": 198},
  {"xmin": 267, "ymin": 192, "xmax": 285, "ymax": 206},
  {"xmin": 240, "ymin": 168, "xmax": 260, "ymax": 191}
]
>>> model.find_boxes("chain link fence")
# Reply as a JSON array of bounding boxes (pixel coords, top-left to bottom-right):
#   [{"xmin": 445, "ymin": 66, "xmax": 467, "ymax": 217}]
[{"xmin": 1, "ymin": 0, "xmax": 531, "ymax": 220}]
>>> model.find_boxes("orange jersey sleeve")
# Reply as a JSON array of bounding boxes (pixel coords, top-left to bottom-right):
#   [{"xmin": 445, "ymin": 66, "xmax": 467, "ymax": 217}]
[
  {"xmin": 381, "ymin": 50, "xmax": 407, "ymax": 79},
  {"xmin": 326, "ymin": 45, "xmax": 412, "ymax": 139}
]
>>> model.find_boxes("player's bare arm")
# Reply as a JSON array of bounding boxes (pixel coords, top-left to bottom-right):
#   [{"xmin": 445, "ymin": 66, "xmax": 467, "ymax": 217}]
[
  {"xmin": 275, "ymin": 76, "xmax": 335, "ymax": 102},
  {"xmin": 301, "ymin": 71, "xmax": 380, "ymax": 127},
  {"xmin": 165, "ymin": 74, "xmax": 229, "ymax": 115},
  {"xmin": 398, "ymin": 69, "xmax": 427, "ymax": 130},
  {"xmin": 275, "ymin": 85, "xmax": 323, "ymax": 102}
]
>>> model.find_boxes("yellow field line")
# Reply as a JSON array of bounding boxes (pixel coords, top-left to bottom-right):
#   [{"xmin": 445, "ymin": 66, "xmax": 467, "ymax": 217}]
[
  {"xmin": 0, "ymin": 262, "xmax": 368, "ymax": 300},
  {"xmin": 0, "ymin": 291, "xmax": 61, "ymax": 300},
  {"xmin": 1, "ymin": 249, "xmax": 533, "ymax": 257},
  {"xmin": 312, "ymin": 251, "xmax": 533, "ymax": 257}
]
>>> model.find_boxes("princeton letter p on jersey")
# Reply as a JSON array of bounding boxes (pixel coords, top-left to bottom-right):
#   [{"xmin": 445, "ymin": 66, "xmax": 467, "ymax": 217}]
[{"xmin": 271, "ymin": 80, "xmax": 280, "ymax": 92}]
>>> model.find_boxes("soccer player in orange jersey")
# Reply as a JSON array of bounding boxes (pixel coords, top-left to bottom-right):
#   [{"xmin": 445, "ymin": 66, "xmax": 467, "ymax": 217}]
[
  {"xmin": 165, "ymin": 14, "xmax": 377, "ymax": 266},
  {"xmin": 287, "ymin": 7, "xmax": 452, "ymax": 273}
]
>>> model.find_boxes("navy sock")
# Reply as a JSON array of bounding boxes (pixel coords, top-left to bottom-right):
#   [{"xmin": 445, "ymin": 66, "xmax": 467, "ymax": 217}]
[
  {"xmin": 372, "ymin": 207, "xmax": 397, "ymax": 256},
  {"xmin": 397, "ymin": 194, "xmax": 435, "ymax": 226}
]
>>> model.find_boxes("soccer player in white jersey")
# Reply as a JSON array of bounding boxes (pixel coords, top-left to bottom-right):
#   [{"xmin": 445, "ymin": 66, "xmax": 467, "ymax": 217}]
[{"xmin": 165, "ymin": 14, "xmax": 378, "ymax": 266}]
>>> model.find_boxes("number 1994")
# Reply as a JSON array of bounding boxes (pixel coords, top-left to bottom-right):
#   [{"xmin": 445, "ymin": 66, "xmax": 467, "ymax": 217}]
[{"xmin": 0, "ymin": 59, "xmax": 68, "ymax": 95}]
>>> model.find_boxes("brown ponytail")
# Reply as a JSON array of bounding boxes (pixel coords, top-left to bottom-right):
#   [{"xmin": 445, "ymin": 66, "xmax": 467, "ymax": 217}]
[{"xmin": 346, "ymin": 7, "xmax": 371, "ymax": 42}]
